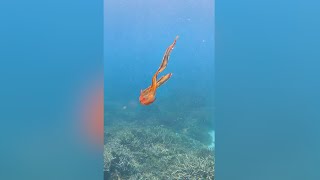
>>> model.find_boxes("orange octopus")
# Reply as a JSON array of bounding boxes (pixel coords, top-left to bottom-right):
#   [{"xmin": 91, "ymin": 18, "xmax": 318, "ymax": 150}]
[{"xmin": 139, "ymin": 36, "xmax": 179, "ymax": 105}]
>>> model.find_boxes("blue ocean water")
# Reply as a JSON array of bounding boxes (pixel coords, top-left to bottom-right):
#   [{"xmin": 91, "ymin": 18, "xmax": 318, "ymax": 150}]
[
  {"xmin": 104, "ymin": 0, "xmax": 214, "ymax": 103},
  {"xmin": 0, "ymin": 0, "xmax": 103, "ymax": 180},
  {"xmin": 0, "ymin": 0, "xmax": 318, "ymax": 179},
  {"xmin": 216, "ymin": 0, "xmax": 320, "ymax": 179},
  {"xmin": 104, "ymin": 0, "xmax": 215, "ymax": 179}
]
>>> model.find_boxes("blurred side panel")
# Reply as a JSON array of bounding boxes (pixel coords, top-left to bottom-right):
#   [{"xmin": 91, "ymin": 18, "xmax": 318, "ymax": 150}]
[
  {"xmin": 216, "ymin": 0, "xmax": 320, "ymax": 179},
  {"xmin": 0, "ymin": 0, "xmax": 103, "ymax": 179}
]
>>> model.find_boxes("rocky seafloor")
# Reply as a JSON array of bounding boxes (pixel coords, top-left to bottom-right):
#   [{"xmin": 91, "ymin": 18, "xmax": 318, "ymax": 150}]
[
  {"xmin": 104, "ymin": 124, "xmax": 214, "ymax": 179},
  {"xmin": 104, "ymin": 99, "xmax": 214, "ymax": 179}
]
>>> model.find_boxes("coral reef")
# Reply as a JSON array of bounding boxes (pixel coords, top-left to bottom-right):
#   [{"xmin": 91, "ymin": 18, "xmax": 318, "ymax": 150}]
[
  {"xmin": 104, "ymin": 125, "xmax": 214, "ymax": 179},
  {"xmin": 104, "ymin": 94, "xmax": 215, "ymax": 179}
]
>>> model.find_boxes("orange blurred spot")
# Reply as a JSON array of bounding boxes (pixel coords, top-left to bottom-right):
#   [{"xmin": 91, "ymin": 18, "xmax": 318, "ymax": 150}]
[{"xmin": 82, "ymin": 80, "xmax": 104, "ymax": 148}]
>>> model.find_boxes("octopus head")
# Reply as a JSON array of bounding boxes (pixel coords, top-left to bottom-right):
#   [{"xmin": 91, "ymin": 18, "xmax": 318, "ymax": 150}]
[{"xmin": 139, "ymin": 91, "xmax": 155, "ymax": 105}]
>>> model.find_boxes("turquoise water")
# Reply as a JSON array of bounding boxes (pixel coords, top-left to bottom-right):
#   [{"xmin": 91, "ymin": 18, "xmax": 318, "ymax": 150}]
[
  {"xmin": 104, "ymin": 0, "xmax": 214, "ymax": 179},
  {"xmin": 1, "ymin": 0, "xmax": 319, "ymax": 179}
]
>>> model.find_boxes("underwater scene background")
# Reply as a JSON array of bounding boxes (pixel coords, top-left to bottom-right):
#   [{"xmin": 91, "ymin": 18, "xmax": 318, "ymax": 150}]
[{"xmin": 104, "ymin": 0, "xmax": 214, "ymax": 179}]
